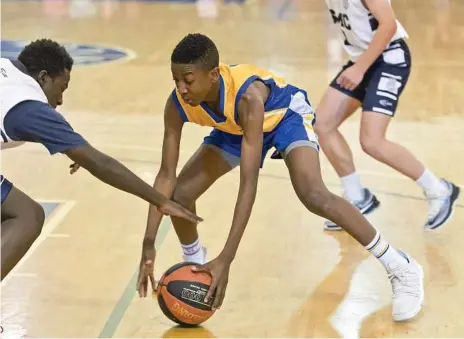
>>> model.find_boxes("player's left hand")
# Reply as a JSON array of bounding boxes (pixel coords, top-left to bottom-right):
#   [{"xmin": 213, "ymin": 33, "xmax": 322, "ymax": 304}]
[
  {"xmin": 69, "ymin": 162, "xmax": 80, "ymax": 174},
  {"xmin": 336, "ymin": 64, "xmax": 365, "ymax": 91},
  {"xmin": 191, "ymin": 255, "xmax": 232, "ymax": 310}
]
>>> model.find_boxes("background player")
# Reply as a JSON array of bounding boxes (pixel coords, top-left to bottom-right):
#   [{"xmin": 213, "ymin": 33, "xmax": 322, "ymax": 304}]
[
  {"xmin": 137, "ymin": 33, "xmax": 424, "ymax": 322},
  {"xmin": 313, "ymin": 0, "xmax": 460, "ymax": 230},
  {"xmin": 0, "ymin": 39, "xmax": 202, "ymax": 281}
]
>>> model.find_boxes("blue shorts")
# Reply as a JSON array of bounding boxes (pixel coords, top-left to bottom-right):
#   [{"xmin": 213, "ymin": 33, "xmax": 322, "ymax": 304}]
[
  {"xmin": 202, "ymin": 109, "xmax": 319, "ymax": 168},
  {"xmin": 1, "ymin": 175, "xmax": 13, "ymax": 203},
  {"xmin": 330, "ymin": 39, "xmax": 411, "ymax": 117}
]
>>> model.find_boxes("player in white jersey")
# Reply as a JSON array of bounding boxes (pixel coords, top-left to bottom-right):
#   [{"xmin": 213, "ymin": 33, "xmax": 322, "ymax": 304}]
[
  {"xmin": 0, "ymin": 39, "xmax": 202, "ymax": 282},
  {"xmin": 313, "ymin": 0, "xmax": 460, "ymax": 230}
]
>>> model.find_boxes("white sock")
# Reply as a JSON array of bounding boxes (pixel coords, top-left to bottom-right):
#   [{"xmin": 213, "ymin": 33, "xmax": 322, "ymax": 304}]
[
  {"xmin": 341, "ymin": 172, "xmax": 364, "ymax": 202},
  {"xmin": 181, "ymin": 238, "xmax": 204, "ymax": 264},
  {"xmin": 365, "ymin": 232, "xmax": 408, "ymax": 270},
  {"xmin": 416, "ymin": 169, "xmax": 447, "ymax": 196}
]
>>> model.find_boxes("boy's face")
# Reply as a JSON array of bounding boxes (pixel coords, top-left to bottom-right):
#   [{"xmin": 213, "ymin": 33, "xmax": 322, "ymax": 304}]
[{"xmin": 171, "ymin": 63, "xmax": 219, "ymax": 106}]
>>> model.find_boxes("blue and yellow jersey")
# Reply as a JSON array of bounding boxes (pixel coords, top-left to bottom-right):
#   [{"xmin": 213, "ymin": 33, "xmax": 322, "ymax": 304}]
[{"xmin": 171, "ymin": 63, "xmax": 312, "ymax": 135}]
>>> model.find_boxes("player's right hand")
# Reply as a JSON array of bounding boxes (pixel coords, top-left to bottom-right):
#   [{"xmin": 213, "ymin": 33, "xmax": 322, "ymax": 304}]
[
  {"xmin": 157, "ymin": 200, "xmax": 203, "ymax": 224},
  {"xmin": 137, "ymin": 246, "xmax": 156, "ymax": 298}
]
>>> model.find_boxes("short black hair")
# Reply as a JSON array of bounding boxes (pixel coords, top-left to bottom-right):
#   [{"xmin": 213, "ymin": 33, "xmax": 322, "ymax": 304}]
[
  {"xmin": 171, "ymin": 33, "xmax": 219, "ymax": 70},
  {"xmin": 18, "ymin": 39, "xmax": 74, "ymax": 77}
]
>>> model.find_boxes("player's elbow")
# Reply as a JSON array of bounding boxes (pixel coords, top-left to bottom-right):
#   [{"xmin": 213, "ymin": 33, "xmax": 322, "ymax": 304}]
[
  {"xmin": 65, "ymin": 145, "xmax": 112, "ymax": 174},
  {"xmin": 380, "ymin": 17, "xmax": 397, "ymax": 37}
]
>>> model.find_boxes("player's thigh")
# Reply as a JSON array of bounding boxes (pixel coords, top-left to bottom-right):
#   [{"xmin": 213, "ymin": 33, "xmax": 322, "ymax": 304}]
[
  {"xmin": 315, "ymin": 87, "xmax": 362, "ymax": 134},
  {"xmin": 1, "ymin": 181, "xmax": 44, "ymax": 224},
  {"xmin": 174, "ymin": 144, "xmax": 236, "ymax": 204},
  {"xmin": 360, "ymin": 48, "xmax": 411, "ymax": 148},
  {"xmin": 284, "ymin": 145, "xmax": 329, "ymax": 202},
  {"xmin": 315, "ymin": 64, "xmax": 363, "ymax": 133},
  {"xmin": 362, "ymin": 40, "xmax": 411, "ymax": 120}
]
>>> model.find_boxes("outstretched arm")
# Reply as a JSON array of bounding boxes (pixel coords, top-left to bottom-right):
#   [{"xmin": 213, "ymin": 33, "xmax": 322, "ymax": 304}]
[
  {"xmin": 192, "ymin": 81, "xmax": 265, "ymax": 309},
  {"xmin": 220, "ymin": 83, "xmax": 264, "ymax": 261},
  {"xmin": 143, "ymin": 96, "xmax": 185, "ymax": 247},
  {"xmin": 3, "ymin": 100, "xmax": 200, "ymax": 223},
  {"xmin": 137, "ymin": 96, "xmax": 185, "ymax": 297}
]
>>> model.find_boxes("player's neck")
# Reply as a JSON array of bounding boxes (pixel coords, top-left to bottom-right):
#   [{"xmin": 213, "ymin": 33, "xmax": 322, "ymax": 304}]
[{"xmin": 203, "ymin": 81, "xmax": 221, "ymax": 114}]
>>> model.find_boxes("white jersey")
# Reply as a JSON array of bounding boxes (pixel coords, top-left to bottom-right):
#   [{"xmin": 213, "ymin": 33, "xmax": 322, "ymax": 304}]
[
  {"xmin": 325, "ymin": 0, "xmax": 408, "ymax": 61},
  {"xmin": 0, "ymin": 58, "xmax": 48, "ymax": 149}
]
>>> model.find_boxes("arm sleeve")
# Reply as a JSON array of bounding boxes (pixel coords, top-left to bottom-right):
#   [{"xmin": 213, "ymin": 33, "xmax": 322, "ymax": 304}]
[{"xmin": 3, "ymin": 100, "xmax": 89, "ymax": 155}]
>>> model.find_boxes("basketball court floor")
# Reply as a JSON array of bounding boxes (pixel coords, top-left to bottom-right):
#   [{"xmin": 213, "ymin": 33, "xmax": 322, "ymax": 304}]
[{"xmin": 1, "ymin": 0, "xmax": 464, "ymax": 337}]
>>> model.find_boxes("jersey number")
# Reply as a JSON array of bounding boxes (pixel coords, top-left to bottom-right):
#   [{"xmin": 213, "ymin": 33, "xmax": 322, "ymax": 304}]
[{"xmin": 1, "ymin": 68, "xmax": 7, "ymax": 78}]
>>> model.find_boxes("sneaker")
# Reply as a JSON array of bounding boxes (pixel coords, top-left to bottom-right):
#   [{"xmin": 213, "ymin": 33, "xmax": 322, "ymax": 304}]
[
  {"xmin": 388, "ymin": 251, "xmax": 424, "ymax": 322},
  {"xmin": 182, "ymin": 247, "xmax": 207, "ymax": 265},
  {"xmin": 425, "ymin": 179, "xmax": 460, "ymax": 230},
  {"xmin": 324, "ymin": 188, "xmax": 380, "ymax": 231},
  {"xmin": 0, "ymin": 324, "xmax": 29, "ymax": 338}
]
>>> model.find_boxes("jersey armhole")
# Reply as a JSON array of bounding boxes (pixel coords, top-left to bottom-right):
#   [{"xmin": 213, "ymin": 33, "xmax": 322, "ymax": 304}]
[
  {"xmin": 233, "ymin": 75, "xmax": 260, "ymax": 124},
  {"xmin": 171, "ymin": 89, "xmax": 189, "ymax": 122}
]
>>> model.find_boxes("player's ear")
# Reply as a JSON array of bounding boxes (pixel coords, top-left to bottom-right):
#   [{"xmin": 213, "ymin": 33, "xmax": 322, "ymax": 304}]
[
  {"xmin": 37, "ymin": 70, "xmax": 49, "ymax": 86},
  {"xmin": 210, "ymin": 67, "xmax": 220, "ymax": 83}
]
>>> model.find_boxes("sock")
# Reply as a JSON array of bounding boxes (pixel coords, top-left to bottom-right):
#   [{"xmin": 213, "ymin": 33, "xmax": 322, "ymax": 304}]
[
  {"xmin": 341, "ymin": 172, "xmax": 365, "ymax": 202},
  {"xmin": 181, "ymin": 238, "xmax": 204, "ymax": 264},
  {"xmin": 416, "ymin": 169, "xmax": 447, "ymax": 196},
  {"xmin": 365, "ymin": 232, "xmax": 408, "ymax": 270}
]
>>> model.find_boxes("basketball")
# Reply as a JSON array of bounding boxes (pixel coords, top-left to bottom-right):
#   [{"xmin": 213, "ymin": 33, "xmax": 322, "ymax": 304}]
[{"xmin": 156, "ymin": 262, "xmax": 216, "ymax": 327}]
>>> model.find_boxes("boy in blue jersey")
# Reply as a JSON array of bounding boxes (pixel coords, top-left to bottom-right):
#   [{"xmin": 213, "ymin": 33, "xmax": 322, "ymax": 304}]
[
  {"xmin": 0, "ymin": 39, "xmax": 202, "ymax": 281},
  {"xmin": 138, "ymin": 33, "xmax": 424, "ymax": 322}
]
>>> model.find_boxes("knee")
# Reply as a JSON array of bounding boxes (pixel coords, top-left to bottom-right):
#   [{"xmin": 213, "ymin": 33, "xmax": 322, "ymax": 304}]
[
  {"xmin": 298, "ymin": 186, "xmax": 335, "ymax": 215},
  {"xmin": 26, "ymin": 201, "xmax": 45, "ymax": 237},
  {"xmin": 172, "ymin": 185, "xmax": 196, "ymax": 208},
  {"xmin": 314, "ymin": 117, "xmax": 334, "ymax": 137},
  {"xmin": 360, "ymin": 134, "xmax": 384, "ymax": 159}
]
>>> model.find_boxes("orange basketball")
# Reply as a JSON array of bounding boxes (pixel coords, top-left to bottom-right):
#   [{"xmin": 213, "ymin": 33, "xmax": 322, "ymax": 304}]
[{"xmin": 156, "ymin": 262, "xmax": 216, "ymax": 327}]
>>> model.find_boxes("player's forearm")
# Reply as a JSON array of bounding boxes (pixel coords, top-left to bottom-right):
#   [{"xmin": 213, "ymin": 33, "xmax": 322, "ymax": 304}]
[
  {"xmin": 355, "ymin": 21, "xmax": 397, "ymax": 72},
  {"xmin": 67, "ymin": 146, "xmax": 169, "ymax": 208},
  {"xmin": 143, "ymin": 172, "xmax": 177, "ymax": 247},
  {"xmin": 221, "ymin": 175, "xmax": 259, "ymax": 262}
]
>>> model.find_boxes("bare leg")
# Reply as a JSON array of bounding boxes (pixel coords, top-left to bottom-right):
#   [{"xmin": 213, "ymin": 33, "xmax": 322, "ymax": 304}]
[
  {"xmin": 284, "ymin": 146, "xmax": 375, "ymax": 245},
  {"xmin": 1, "ymin": 187, "xmax": 45, "ymax": 280},
  {"xmin": 314, "ymin": 87, "xmax": 361, "ymax": 177},
  {"xmin": 284, "ymin": 146, "xmax": 424, "ymax": 322},
  {"xmin": 360, "ymin": 111, "xmax": 424, "ymax": 180},
  {"xmin": 171, "ymin": 145, "xmax": 234, "ymax": 246}
]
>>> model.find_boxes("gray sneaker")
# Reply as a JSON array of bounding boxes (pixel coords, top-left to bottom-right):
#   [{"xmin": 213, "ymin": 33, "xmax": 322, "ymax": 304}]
[
  {"xmin": 424, "ymin": 179, "xmax": 460, "ymax": 230},
  {"xmin": 324, "ymin": 188, "xmax": 380, "ymax": 231}
]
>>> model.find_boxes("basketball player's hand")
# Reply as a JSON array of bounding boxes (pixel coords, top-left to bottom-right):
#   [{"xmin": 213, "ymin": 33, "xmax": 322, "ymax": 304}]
[
  {"xmin": 192, "ymin": 257, "xmax": 231, "ymax": 310},
  {"xmin": 137, "ymin": 246, "xmax": 157, "ymax": 298},
  {"xmin": 157, "ymin": 200, "xmax": 203, "ymax": 224},
  {"xmin": 337, "ymin": 64, "xmax": 365, "ymax": 91},
  {"xmin": 69, "ymin": 162, "xmax": 80, "ymax": 174}
]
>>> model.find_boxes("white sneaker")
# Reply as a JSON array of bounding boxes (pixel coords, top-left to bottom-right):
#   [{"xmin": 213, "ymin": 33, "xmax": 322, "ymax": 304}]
[
  {"xmin": 387, "ymin": 251, "xmax": 424, "ymax": 321},
  {"xmin": 0, "ymin": 324, "xmax": 29, "ymax": 338},
  {"xmin": 425, "ymin": 179, "xmax": 460, "ymax": 230},
  {"xmin": 182, "ymin": 247, "xmax": 207, "ymax": 265}
]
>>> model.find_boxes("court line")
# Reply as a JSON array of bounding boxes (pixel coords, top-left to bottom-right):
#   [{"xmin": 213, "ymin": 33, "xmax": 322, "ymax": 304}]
[
  {"xmin": 1, "ymin": 201, "xmax": 76, "ymax": 287},
  {"xmin": 98, "ymin": 218, "xmax": 172, "ymax": 338},
  {"xmin": 277, "ymin": 0, "xmax": 293, "ymax": 18}
]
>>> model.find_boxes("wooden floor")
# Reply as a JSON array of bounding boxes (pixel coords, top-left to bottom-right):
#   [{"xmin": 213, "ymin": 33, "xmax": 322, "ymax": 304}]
[{"xmin": 1, "ymin": 0, "xmax": 464, "ymax": 337}]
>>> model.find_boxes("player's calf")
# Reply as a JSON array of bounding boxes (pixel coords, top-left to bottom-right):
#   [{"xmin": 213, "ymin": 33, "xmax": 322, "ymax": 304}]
[{"xmin": 286, "ymin": 146, "xmax": 424, "ymax": 321}]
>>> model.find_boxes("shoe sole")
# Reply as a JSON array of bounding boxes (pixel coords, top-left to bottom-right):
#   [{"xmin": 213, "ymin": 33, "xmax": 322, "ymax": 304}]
[
  {"xmin": 393, "ymin": 262, "xmax": 425, "ymax": 322},
  {"xmin": 426, "ymin": 183, "xmax": 461, "ymax": 231},
  {"xmin": 324, "ymin": 195, "xmax": 381, "ymax": 231}
]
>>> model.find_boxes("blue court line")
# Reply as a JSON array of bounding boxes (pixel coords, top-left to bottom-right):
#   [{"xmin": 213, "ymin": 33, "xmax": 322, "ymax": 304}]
[
  {"xmin": 39, "ymin": 202, "xmax": 60, "ymax": 219},
  {"xmin": 98, "ymin": 218, "xmax": 172, "ymax": 338},
  {"xmin": 277, "ymin": 0, "xmax": 292, "ymax": 19}
]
